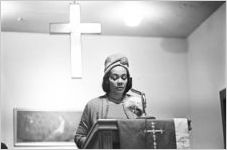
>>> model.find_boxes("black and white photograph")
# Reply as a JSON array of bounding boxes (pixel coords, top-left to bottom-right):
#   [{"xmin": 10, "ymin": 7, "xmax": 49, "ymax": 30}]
[
  {"xmin": 0, "ymin": 1, "xmax": 226, "ymax": 149},
  {"xmin": 13, "ymin": 109, "xmax": 82, "ymax": 147}
]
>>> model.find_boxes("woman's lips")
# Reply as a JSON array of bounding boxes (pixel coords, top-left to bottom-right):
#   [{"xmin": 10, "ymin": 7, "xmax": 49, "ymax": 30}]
[{"xmin": 116, "ymin": 87, "xmax": 124, "ymax": 90}]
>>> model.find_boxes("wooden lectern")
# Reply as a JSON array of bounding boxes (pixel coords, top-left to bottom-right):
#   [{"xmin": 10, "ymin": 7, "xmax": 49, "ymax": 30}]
[
  {"xmin": 83, "ymin": 119, "xmax": 119, "ymax": 149},
  {"xmin": 82, "ymin": 118, "xmax": 190, "ymax": 149}
]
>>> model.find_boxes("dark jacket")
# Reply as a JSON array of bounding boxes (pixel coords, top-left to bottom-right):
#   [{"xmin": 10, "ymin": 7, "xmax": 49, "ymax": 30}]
[{"xmin": 74, "ymin": 94, "xmax": 142, "ymax": 148}]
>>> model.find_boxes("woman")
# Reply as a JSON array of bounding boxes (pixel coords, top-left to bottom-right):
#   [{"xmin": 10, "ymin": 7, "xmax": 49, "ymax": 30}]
[{"xmin": 74, "ymin": 54, "xmax": 143, "ymax": 148}]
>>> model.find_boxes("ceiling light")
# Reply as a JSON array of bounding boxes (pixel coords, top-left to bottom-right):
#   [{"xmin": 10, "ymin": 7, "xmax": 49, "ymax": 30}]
[
  {"xmin": 120, "ymin": 2, "xmax": 149, "ymax": 27},
  {"xmin": 124, "ymin": 13, "xmax": 143, "ymax": 27}
]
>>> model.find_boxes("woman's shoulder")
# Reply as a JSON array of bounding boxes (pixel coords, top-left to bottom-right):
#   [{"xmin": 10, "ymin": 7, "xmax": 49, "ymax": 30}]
[{"xmin": 86, "ymin": 95, "xmax": 107, "ymax": 106}]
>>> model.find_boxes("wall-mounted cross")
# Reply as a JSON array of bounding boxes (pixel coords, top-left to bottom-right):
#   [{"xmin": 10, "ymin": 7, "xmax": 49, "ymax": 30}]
[
  {"xmin": 144, "ymin": 122, "xmax": 164, "ymax": 149},
  {"xmin": 50, "ymin": 3, "xmax": 101, "ymax": 78}
]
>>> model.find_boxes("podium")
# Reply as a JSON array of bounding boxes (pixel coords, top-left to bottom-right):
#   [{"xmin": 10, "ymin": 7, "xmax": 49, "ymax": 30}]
[
  {"xmin": 82, "ymin": 118, "xmax": 190, "ymax": 149},
  {"xmin": 83, "ymin": 119, "xmax": 119, "ymax": 149}
]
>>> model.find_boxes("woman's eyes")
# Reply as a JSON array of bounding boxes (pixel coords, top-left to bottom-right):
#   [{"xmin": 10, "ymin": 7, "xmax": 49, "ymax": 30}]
[
  {"xmin": 121, "ymin": 75, "xmax": 127, "ymax": 80},
  {"xmin": 110, "ymin": 74, "xmax": 127, "ymax": 80},
  {"xmin": 110, "ymin": 75, "xmax": 118, "ymax": 80}
]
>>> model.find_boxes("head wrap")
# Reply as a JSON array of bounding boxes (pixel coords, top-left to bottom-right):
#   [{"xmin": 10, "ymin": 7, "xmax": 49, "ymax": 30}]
[{"xmin": 104, "ymin": 53, "xmax": 129, "ymax": 75}]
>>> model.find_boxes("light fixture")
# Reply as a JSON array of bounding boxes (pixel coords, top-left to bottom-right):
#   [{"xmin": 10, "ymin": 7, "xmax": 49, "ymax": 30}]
[
  {"xmin": 123, "ymin": 10, "xmax": 143, "ymax": 27},
  {"xmin": 119, "ymin": 2, "xmax": 149, "ymax": 27}
]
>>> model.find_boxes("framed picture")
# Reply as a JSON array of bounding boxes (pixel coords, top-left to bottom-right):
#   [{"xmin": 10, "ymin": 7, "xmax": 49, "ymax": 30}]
[
  {"xmin": 219, "ymin": 88, "xmax": 226, "ymax": 148},
  {"xmin": 13, "ymin": 108, "xmax": 82, "ymax": 147}
]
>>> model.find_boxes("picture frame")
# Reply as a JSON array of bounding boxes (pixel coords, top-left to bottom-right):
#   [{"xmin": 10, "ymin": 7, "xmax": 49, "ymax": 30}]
[
  {"xmin": 13, "ymin": 108, "xmax": 82, "ymax": 147},
  {"xmin": 219, "ymin": 88, "xmax": 226, "ymax": 148}
]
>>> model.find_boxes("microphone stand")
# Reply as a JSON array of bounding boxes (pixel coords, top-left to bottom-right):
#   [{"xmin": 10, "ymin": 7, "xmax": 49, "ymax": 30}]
[
  {"xmin": 131, "ymin": 88, "xmax": 155, "ymax": 148},
  {"xmin": 130, "ymin": 88, "xmax": 155, "ymax": 119},
  {"xmin": 130, "ymin": 88, "xmax": 146, "ymax": 116}
]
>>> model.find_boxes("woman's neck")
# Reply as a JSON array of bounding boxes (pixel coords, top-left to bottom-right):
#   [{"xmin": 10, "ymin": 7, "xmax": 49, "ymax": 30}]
[{"xmin": 108, "ymin": 92, "xmax": 124, "ymax": 103}]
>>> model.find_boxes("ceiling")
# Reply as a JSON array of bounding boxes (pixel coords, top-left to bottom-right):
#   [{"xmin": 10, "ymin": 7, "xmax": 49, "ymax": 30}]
[{"xmin": 1, "ymin": 1, "xmax": 225, "ymax": 38}]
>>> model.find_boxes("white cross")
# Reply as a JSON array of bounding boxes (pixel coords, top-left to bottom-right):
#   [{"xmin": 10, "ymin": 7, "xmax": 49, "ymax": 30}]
[
  {"xmin": 144, "ymin": 122, "xmax": 164, "ymax": 149},
  {"xmin": 50, "ymin": 3, "xmax": 101, "ymax": 78}
]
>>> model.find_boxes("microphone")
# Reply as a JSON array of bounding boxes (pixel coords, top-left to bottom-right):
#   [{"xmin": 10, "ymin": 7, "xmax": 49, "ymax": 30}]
[
  {"xmin": 130, "ymin": 88, "xmax": 147, "ymax": 116},
  {"xmin": 131, "ymin": 88, "xmax": 143, "ymax": 95},
  {"xmin": 131, "ymin": 88, "xmax": 156, "ymax": 119}
]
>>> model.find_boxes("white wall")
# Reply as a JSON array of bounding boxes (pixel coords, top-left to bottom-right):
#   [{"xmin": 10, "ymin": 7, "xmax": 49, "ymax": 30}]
[
  {"xmin": 1, "ymin": 32, "xmax": 189, "ymax": 149},
  {"xmin": 187, "ymin": 4, "xmax": 226, "ymax": 149}
]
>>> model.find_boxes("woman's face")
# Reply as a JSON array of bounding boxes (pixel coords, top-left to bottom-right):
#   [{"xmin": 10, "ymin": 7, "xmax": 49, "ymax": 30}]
[{"xmin": 109, "ymin": 66, "xmax": 128, "ymax": 95}]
